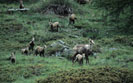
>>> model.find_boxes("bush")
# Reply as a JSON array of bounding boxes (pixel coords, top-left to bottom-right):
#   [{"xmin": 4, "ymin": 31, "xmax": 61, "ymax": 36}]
[
  {"xmin": 36, "ymin": 66, "xmax": 133, "ymax": 83},
  {"xmin": 36, "ymin": 0, "xmax": 77, "ymax": 16}
]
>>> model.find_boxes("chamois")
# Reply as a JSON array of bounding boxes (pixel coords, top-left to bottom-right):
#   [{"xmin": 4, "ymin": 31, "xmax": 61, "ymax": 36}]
[
  {"xmin": 9, "ymin": 52, "xmax": 16, "ymax": 63},
  {"xmin": 21, "ymin": 47, "xmax": 29, "ymax": 55},
  {"xmin": 72, "ymin": 39, "xmax": 95, "ymax": 64},
  {"xmin": 35, "ymin": 45, "xmax": 47, "ymax": 57},
  {"xmin": 74, "ymin": 54, "xmax": 85, "ymax": 65},
  {"xmin": 69, "ymin": 14, "xmax": 77, "ymax": 24},
  {"xmin": 19, "ymin": 0, "xmax": 24, "ymax": 9},
  {"xmin": 49, "ymin": 22, "xmax": 60, "ymax": 32}
]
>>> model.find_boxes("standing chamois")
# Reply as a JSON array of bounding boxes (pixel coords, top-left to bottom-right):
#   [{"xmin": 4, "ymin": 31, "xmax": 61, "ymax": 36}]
[{"xmin": 72, "ymin": 39, "xmax": 95, "ymax": 64}]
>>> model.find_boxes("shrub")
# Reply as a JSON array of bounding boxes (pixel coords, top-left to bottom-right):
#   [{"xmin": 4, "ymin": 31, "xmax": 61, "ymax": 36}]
[
  {"xmin": 36, "ymin": 66, "xmax": 133, "ymax": 83},
  {"xmin": 36, "ymin": 0, "xmax": 77, "ymax": 16}
]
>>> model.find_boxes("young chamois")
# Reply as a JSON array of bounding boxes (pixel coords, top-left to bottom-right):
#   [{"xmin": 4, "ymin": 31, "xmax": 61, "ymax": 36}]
[
  {"xmin": 73, "ymin": 54, "xmax": 85, "ymax": 65},
  {"xmin": 72, "ymin": 39, "xmax": 95, "ymax": 64}
]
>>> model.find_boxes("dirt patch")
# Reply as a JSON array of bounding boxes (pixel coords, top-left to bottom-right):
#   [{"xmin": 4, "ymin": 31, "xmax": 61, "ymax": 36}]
[{"xmin": 37, "ymin": 66, "xmax": 133, "ymax": 83}]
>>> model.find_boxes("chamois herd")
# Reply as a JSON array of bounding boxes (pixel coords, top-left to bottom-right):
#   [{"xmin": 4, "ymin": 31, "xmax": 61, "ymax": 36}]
[{"xmin": 9, "ymin": 13, "xmax": 95, "ymax": 65}]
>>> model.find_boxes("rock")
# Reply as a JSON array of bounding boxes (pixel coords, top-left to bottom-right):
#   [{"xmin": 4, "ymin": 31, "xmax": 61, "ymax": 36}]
[
  {"xmin": 49, "ymin": 40, "xmax": 72, "ymax": 57},
  {"xmin": 109, "ymin": 48, "xmax": 117, "ymax": 51},
  {"xmin": 55, "ymin": 52, "xmax": 61, "ymax": 57},
  {"xmin": 50, "ymin": 40, "xmax": 66, "ymax": 47},
  {"xmin": 62, "ymin": 48, "xmax": 73, "ymax": 56}
]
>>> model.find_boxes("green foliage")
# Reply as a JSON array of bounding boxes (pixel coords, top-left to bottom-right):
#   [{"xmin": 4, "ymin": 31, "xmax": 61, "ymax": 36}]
[
  {"xmin": 35, "ymin": 0, "xmax": 78, "ymax": 15},
  {"xmin": 98, "ymin": 35, "xmax": 133, "ymax": 47},
  {"xmin": 46, "ymin": 45, "xmax": 63, "ymax": 55},
  {"xmin": 114, "ymin": 35, "xmax": 133, "ymax": 45},
  {"xmin": 93, "ymin": 0, "xmax": 132, "ymax": 11},
  {"xmin": 93, "ymin": 0, "xmax": 133, "ymax": 34},
  {"xmin": 0, "ymin": 64, "xmax": 45, "ymax": 82},
  {"xmin": 37, "ymin": 67, "xmax": 133, "ymax": 83},
  {"xmin": 107, "ymin": 49, "xmax": 131, "ymax": 59},
  {"xmin": 0, "ymin": 0, "xmax": 133, "ymax": 83}
]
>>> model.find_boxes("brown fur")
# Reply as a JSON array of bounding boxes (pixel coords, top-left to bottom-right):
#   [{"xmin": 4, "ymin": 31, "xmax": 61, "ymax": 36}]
[
  {"xmin": 35, "ymin": 45, "xmax": 47, "ymax": 57},
  {"xmin": 49, "ymin": 22, "xmax": 60, "ymax": 32},
  {"xmin": 72, "ymin": 39, "xmax": 95, "ymax": 64},
  {"xmin": 69, "ymin": 14, "xmax": 77, "ymax": 24},
  {"xmin": 74, "ymin": 54, "xmax": 85, "ymax": 65},
  {"xmin": 21, "ymin": 47, "xmax": 29, "ymax": 55}
]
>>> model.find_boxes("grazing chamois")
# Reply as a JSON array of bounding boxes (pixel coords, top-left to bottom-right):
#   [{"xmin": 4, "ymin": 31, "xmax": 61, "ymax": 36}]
[
  {"xmin": 49, "ymin": 21, "xmax": 60, "ymax": 32},
  {"xmin": 35, "ymin": 45, "xmax": 47, "ymax": 57}
]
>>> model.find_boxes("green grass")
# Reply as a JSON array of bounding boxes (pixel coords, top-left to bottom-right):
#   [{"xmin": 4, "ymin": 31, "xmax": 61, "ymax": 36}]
[{"xmin": 0, "ymin": 0, "xmax": 133, "ymax": 83}]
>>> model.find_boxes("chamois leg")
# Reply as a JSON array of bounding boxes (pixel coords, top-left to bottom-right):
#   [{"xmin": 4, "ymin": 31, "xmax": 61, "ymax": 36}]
[
  {"xmin": 39, "ymin": 52, "xmax": 42, "ymax": 57},
  {"xmin": 69, "ymin": 19, "xmax": 72, "ymax": 25},
  {"xmin": 81, "ymin": 58, "xmax": 83, "ymax": 65},
  {"xmin": 72, "ymin": 20, "xmax": 75, "ymax": 24},
  {"xmin": 51, "ymin": 26, "xmax": 54, "ymax": 32},
  {"xmin": 42, "ymin": 51, "xmax": 45, "ymax": 57},
  {"xmin": 31, "ymin": 47, "xmax": 34, "ymax": 51},
  {"xmin": 35, "ymin": 51, "xmax": 38, "ymax": 56},
  {"xmin": 86, "ymin": 57, "xmax": 89, "ymax": 64},
  {"xmin": 85, "ymin": 54, "xmax": 89, "ymax": 64},
  {"xmin": 56, "ymin": 26, "xmax": 58, "ymax": 32},
  {"xmin": 79, "ymin": 59, "xmax": 83, "ymax": 65}
]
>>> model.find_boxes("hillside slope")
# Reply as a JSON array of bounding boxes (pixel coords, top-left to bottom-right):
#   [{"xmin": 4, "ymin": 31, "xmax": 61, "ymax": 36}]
[{"xmin": 0, "ymin": 0, "xmax": 132, "ymax": 83}]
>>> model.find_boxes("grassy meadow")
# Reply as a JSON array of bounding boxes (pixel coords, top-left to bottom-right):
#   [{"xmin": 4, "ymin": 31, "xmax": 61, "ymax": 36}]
[{"xmin": 0, "ymin": 0, "xmax": 133, "ymax": 83}]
